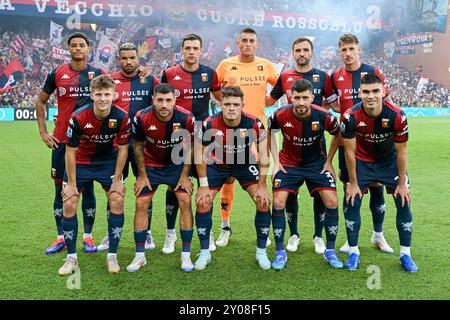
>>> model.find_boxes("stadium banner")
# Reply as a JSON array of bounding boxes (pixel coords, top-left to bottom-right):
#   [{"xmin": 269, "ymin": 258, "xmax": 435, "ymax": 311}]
[
  {"xmin": 264, "ymin": 107, "xmax": 450, "ymax": 118},
  {"xmin": 0, "ymin": 108, "xmax": 15, "ymax": 121},
  {"xmin": 396, "ymin": 33, "xmax": 433, "ymax": 46},
  {"xmin": 51, "ymin": 46, "xmax": 71, "ymax": 63},
  {"xmin": 395, "ymin": 45, "xmax": 416, "ymax": 55},
  {"xmin": 0, "ymin": 1, "xmax": 368, "ymax": 34}
]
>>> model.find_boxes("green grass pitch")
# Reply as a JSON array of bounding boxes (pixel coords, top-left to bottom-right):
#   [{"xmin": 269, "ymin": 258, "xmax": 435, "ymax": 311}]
[{"xmin": 0, "ymin": 117, "xmax": 449, "ymax": 300}]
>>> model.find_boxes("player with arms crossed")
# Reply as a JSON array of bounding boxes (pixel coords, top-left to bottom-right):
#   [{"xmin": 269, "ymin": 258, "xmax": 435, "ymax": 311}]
[
  {"xmin": 268, "ymin": 79, "xmax": 343, "ymax": 269},
  {"xmin": 340, "ymin": 73, "xmax": 417, "ymax": 272},
  {"xmin": 194, "ymin": 86, "xmax": 271, "ymax": 270},
  {"xmin": 58, "ymin": 75, "xmax": 130, "ymax": 275}
]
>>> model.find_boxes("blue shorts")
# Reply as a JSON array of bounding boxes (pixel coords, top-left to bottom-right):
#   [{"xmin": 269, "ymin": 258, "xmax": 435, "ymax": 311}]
[
  {"xmin": 356, "ymin": 157, "xmax": 410, "ymax": 194},
  {"xmin": 338, "ymin": 146, "xmax": 349, "ymax": 183},
  {"xmin": 63, "ymin": 160, "xmax": 118, "ymax": 191},
  {"xmin": 272, "ymin": 163, "xmax": 337, "ymax": 196},
  {"xmin": 51, "ymin": 143, "xmax": 66, "ymax": 183},
  {"xmin": 138, "ymin": 165, "xmax": 186, "ymax": 197},
  {"xmin": 207, "ymin": 164, "xmax": 260, "ymax": 190}
]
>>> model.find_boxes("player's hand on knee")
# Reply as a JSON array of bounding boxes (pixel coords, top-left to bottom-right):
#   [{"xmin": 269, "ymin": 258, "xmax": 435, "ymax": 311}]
[
  {"xmin": 134, "ymin": 175, "xmax": 151, "ymax": 196},
  {"xmin": 196, "ymin": 186, "xmax": 212, "ymax": 208},
  {"xmin": 175, "ymin": 175, "xmax": 194, "ymax": 195},
  {"xmin": 254, "ymin": 184, "xmax": 271, "ymax": 210},
  {"xmin": 41, "ymin": 132, "xmax": 60, "ymax": 150},
  {"xmin": 345, "ymin": 182, "xmax": 362, "ymax": 207},
  {"xmin": 394, "ymin": 184, "xmax": 411, "ymax": 207},
  {"xmin": 61, "ymin": 184, "xmax": 80, "ymax": 202},
  {"xmin": 109, "ymin": 180, "xmax": 125, "ymax": 197}
]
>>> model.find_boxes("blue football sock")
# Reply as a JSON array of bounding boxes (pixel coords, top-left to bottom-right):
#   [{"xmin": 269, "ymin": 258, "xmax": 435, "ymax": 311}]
[
  {"xmin": 313, "ymin": 194, "xmax": 326, "ymax": 239},
  {"xmin": 324, "ymin": 207, "xmax": 339, "ymax": 249},
  {"xmin": 81, "ymin": 182, "xmax": 96, "ymax": 234},
  {"xmin": 369, "ymin": 185, "xmax": 385, "ymax": 233},
  {"xmin": 195, "ymin": 209, "xmax": 212, "ymax": 250},
  {"xmin": 53, "ymin": 183, "xmax": 64, "ymax": 236},
  {"xmin": 344, "ymin": 196, "xmax": 362, "ymax": 247},
  {"xmin": 108, "ymin": 212, "xmax": 124, "ymax": 254},
  {"xmin": 180, "ymin": 229, "xmax": 193, "ymax": 253},
  {"xmin": 134, "ymin": 230, "xmax": 147, "ymax": 253},
  {"xmin": 62, "ymin": 215, "xmax": 78, "ymax": 254},
  {"xmin": 285, "ymin": 192, "xmax": 299, "ymax": 237},
  {"xmin": 148, "ymin": 200, "xmax": 153, "ymax": 230},
  {"xmin": 394, "ymin": 196, "xmax": 413, "ymax": 247},
  {"xmin": 165, "ymin": 189, "xmax": 179, "ymax": 230},
  {"xmin": 255, "ymin": 210, "xmax": 271, "ymax": 249},
  {"xmin": 272, "ymin": 208, "xmax": 286, "ymax": 251}
]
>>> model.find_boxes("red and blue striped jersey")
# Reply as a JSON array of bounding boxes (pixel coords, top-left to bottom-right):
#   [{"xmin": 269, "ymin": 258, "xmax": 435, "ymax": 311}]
[
  {"xmin": 330, "ymin": 63, "xmax": 387, "ymax": 122},
  {"xmin": 199, "ymin": 112, "xmax": 266, "ymax": 168},
  {"xmin": 133, "ymin": 106, "xmax": 195, "ymax": 167},
  {"xmin": 67, "ymin": 104, "xmax": 130, "ymax": 164},
  {"xmin": 110, "ymin": 71, "xmax": 160, "ymax": 120},
  {"xmin": 340, "ymin": 101, "xmax": 408, "ymax": 163},
  {"xmin": 270, "ymin": 68, "xmax": 335, "ymax": 106},
  {"xmin": 268, "ymin": 105, "xmax": 339, "ymax": 167},
  {"xmin": 161, "ymin": 64, "xmax": 221, "ymax": 121},
  {"xmin": 43, "ymin": 63, "xmax": 106, "ymax": 143}
]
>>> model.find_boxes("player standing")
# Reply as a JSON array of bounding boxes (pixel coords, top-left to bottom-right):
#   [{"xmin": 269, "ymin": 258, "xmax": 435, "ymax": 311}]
[
  {"xmin": 58, "ymin": 75, "xmax": 129, "ymax": 275},
  {"xmin": 214, "ymin": 28, "xmax": 278, "ymax": 247},
  {"xmin": 340, "ymin": 73, "xmax": 417, "ymax": 272},
  {"xmin": 36, "ymin": 32, "xmax": 105, "ymax": 255},
  {"xmin": 160, "ymin": 33, "xmax": 221, "ymax": 253},
  {"xmin": 96, "ymin": 43, "xmax": 160, "ymax": 252},
  {"xmin": 331, "ymin": 34, "xmax": 393, "ymax": 254}
]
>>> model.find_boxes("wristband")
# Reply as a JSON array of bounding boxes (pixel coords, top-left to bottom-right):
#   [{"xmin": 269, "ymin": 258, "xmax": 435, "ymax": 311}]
[{"xmin": 199, "ymin": 177, "xmax": 209, "ymax": 187}]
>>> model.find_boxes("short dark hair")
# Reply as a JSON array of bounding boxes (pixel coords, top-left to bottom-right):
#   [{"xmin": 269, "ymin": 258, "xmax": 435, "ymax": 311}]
[
  {"xmin": 292, "ymin": 37, "xmax": 314, "ymax": 52},
  {"xmin": 222, "ymin": 86, "xmax": 244, "ymax": 101},
  {"xmin": 291, "ymin": 79, "xmax": 313, "ymax": 94},
  {"xmin": 240, "ymin": 28, "xmax": 257, "ymax": 36},
  {"xmin": 90, "ymin": 75, "xmax": 115, "ymax": 92},
  {"xmin": 361, "ymin": 73, "xmax": 383, "ymax": 85},
  {"xmin": 182, "ymin": 33, "xmax": 202, "ymax": 48},
  {"xmin": 119, "ymin": 42, "xmax": 138, "ymax": 55},
  {"xmin": 154, "ymin": 83, "xmax": 175, "ymax": 95},
  {"xmin": 67, "ymin": 32, "xmax": 89, "ymax": 46},
  {"xmin": 338, "ymin": 33, "xmax": 359, "ymax": 47}
]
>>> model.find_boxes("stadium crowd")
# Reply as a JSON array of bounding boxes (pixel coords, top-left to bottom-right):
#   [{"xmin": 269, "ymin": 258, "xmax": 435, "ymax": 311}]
[{"xmin": 1, "ymin": 21, "xmax": 449, "ymax": 108}]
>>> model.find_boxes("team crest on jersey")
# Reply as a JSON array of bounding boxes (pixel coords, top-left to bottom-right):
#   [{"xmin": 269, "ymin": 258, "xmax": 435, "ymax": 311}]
[
  {"xmin": 51, "ymin": 168, "xmax": 57, "ymax": 179},
  {"xmin": 382, "ymin": 118, "xmax": 390, "ymax": 128},
  {"xmin": 273, "ymin": 179, "xmax": 281, "ymax": 188},
  {"xmin": 109, "ymin": 119, "xmax": 117, "ymax": 128},
  {"xmin": 88, "ymin": 71, "xmax": 95, "ymax": 80},
  {"xmin": 173, "ymin": 123, "xmax": 181, "ymax": 132},
  {"xmin": 239, "ymin": 128, "xmax": 248, "ymax": 138},
  {"xmin": 360, "ymin": 72, "xmax": 368, "ymax": 79},
  {"xmin": 139, "ymin": 76, "xmax": 147, "ymax": 84},
  {"xmin": 257, "ymin": 64, "xmax": 264, "ymax": 71},
  {"xmin": 312, "ymin": 121, "xmax": 320, "ymax": 131},
  {"xmin": 313, "ymin": 74, "xmax": 320, "ymax": 82},
  {"xmin": 201, "ymin": 73, "xmax": 208, "ymax": 82}
]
